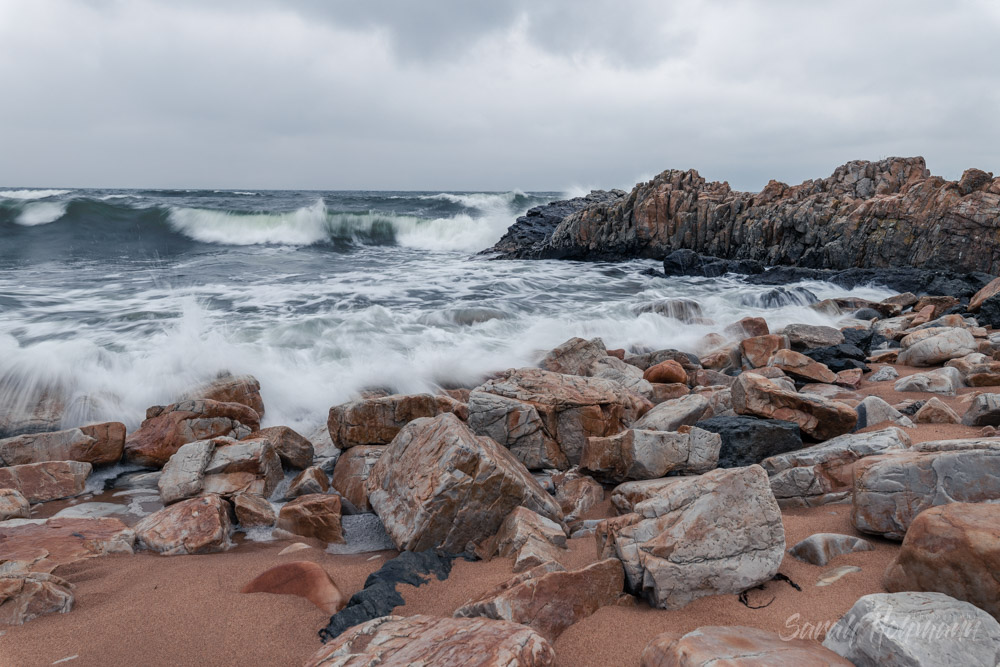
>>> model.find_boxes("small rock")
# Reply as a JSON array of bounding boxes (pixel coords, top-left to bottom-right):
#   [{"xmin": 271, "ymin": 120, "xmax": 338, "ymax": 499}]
[
  {"xmin": 330, "ymin": 445, "xmax": 384, "ymax": 513},
  {"xmin": 962, "ymin": 393, "xmax": 1000, "ymax": 426},
  {"xmin": 242, "ymin": 561, "xmax": 346, "ymax": 614},
  {"xmin": 914, "ymin": 397, "xmax": 961, "ymax": 424},
  {"xmin": 816, "ymin": 565, "xmax": 861, "ymax": 587},
  {"xmin": 254, "ymin": 425, "xmax": 314, "ymax": 470},
  {"xmin": 781, "ymin": 323, "xmax": 846, "ymax": 350},
  {"xmin": 277, "ymin": 494, "xmax": 344, "ymax": 544},
  {"xmin": 134, "ymin": 494, "xmax": 233, "ymax": 555},
  {"xmin": 633, "ymin": 394, "xmax": 712, "ymax": 431},
  {"xmin": 789, "ymin": 533, "xmax": 874, "ymax": 566},
  {"xmin": 642, "ymin": 359, "xmax": 687, "ymax": 384},
  {"xmin": 894, "ymin": 366, "xmax": 964, "ymax": 396},
  {"xmin": 869, "ymin": 366, "xmax": 900, "ymax": 382},
  {"xmin": 694, "ymin": 415, "xmax": 802, "ymax": 468},
  {"xmin": 641, "ymin": 626, "xmax": 852, "ymax": 667},
  {"xmin": 0, "ymin": 488, "xmax": 30, "ymax": 521},
  {"xmin": 232, "ymin": 492, "xmax": 276, "ymax": 528},
  {"xmin": 855, "ymin": 395, "xmax": 914, "ymax": 430},
  {"xmin": 327, "ymin": 393, "xmax": 466, "ymax": 449},
  {"xmin": 898, "ymin": 327, "xmax": 978, "ymax": 367},
  {"xmin": 284, "ymin": 467, "xmax": 329, "ymax": 499}
]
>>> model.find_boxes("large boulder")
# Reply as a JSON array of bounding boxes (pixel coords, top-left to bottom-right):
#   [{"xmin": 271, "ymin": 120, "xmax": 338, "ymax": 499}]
[
  {"xmin": 894, "ymin": 366, "xmax": 964, "ymax": 396},
  {"xmin": 538, "ymin": 337, "xmax": 607, "ymax": 375},
  {"xmin": 961, "ymin": 393, "xmax": 1000, "ymax": 426},
  {"xmin": 731, "ymin": 372, "xmax": 857, "ymax": 440},
  {"xmin": 885, "ymin": 503, "xmax": 1000, "ymax": 620},
  {"xmin": 694, "ymin": 415, "xmax": 802, "ymax": 468},
  {"xmin": 769, "ymin": 349, "xmax": 837, "ymax": 383},
  {"xmin": 762, "ymin": 427, "xmax": 910, "ymax": 508},
  {"xmin": 0, "ymin": 461, "xmax": 91, "ymax": 503},
  {"xmin": 781, "ymin": 323, "xmax": 846, "ymax": 350},
  {"xmin": 180, "ymin": 373, "xmax": 265, "ymax": 418},
  {"xmin": 304, "ymin": 614, "xmax": 555, "ymax": 667},
  {"xmin": 854, "ymin": 395, "xmax": 915, "ymax": 430},
  {"xmin": 134, "ymin": 494, "xmax": 233, "ymax": 555},
  {"xmin": 327, "ymin": 392, "xmax": 466, "ymax": 449},
  {"xmin": 157, "ymin": 436, "xmax": 282, "ymax": 504},
  {"xmin": 642, "ymin": 626, "xmax": 852, "ymax": 666},
  {"xmin": 253, "ymin": 425, "xmax": 313, "ymax": 469},
  {"xmin": 124, "ymin": 399, "xmax": 260, "ymax": 468},
  {"xmin": 580, "ymin": 427, "xmax": 720, "ymax": 483},
  {"xmin": 852, "ymin": 447, "xmax": 1000, "ymax": 539},
  {"xmin": 330, "ymin": 445, "xmax": 384, "ymax": 513},
  {"xmin": 454, "ymin": 559, "xmax": 625, "ymax": 642},
  {"xmin": 467, "ymin": 368, "xmax": 646, "ymax": 470},
  {"xmin": 822, "ymin": 592, "xmax": 1000, "ymax": 666},
  {"xmin": 612, "ymin": 465, "xmax": 784, "ymax": 609},
  {"xmin": 788, "ymin": 533, "xmax": 874, "ymax": 566},
  {"xmin": 367, "ymin": 413, "xmax": 562, "ymax": 555},
  {"xmin": 633, "ymin": 394, "xmax": 712, "ymax": 431},
  {"xmin": 897, "ymin": 327, "xmax": 978, "ymax": 366},
  {"xmin": 276, "ymin": 493, "xmax": 344, "ymax": 544},
  {"xmin": 0, "ymin": 422, "xmax": 125, "ymax": 467}
]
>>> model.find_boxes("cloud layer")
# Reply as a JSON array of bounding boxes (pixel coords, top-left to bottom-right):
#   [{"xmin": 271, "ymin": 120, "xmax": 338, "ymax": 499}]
[{"xmin": 1, "ymin": 0, "xmax": 997, "ymax": 191}]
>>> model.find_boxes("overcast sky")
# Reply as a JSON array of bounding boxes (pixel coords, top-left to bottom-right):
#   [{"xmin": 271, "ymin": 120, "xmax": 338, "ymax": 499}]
[{"xmin": 1, "ymin": 0, "xmax": 998, "ymax": 191}]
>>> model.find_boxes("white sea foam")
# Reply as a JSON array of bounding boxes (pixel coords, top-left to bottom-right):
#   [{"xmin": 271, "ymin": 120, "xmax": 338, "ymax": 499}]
[
  {"xmin": 15, "ymin": 201, "xmax": 67, "ymax": 226},
  {"xmin": 167, "ymin": 199, "xmax": 331, "ymax": 245},
  {"xmin": 0, "ymin": 188, "xmax": 71, "ymax": 200}
]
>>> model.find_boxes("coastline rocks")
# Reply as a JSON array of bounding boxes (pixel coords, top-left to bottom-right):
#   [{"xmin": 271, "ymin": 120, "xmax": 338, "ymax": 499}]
[
  {"xmin": 327, "ymin": 393, "xmax": 467, "ymax": 449},
  {"xmin": 367, "ymin": 413, "xmax": 562, "ymax": 555},
  {"xmin": 0, "ymin": 571, "xmax": 75, "ymax": 626},
  {"xmin": 0, "ymin": 461, "xmax": 91, "ymax": 503},
  {"xmin": 782, "ymin": 324, "xmax": 846, "ymax": 350},
  {"xmin": 894, "ymin": 367, "xmax": 964, "ymax": 396},
  {"xmin": 641, "ymin": 626, "xmax": 852, "ymax": 666},
  {"xmin": 0, "ymin": 422, "xmax": 125, "ymax": 467},
  {"xmin": 232, "ymin": 491, "xmax": 276, "ymax": 528},
  {"xmin": 467, "ymin": 368, "xmax": 645, "ymax": 470},
  {"xmin": 157, "ymin": 436, "xmax": 282, "ymax": 503},
  {"xmin": 961, "ymin": 394, "xmax": 1000, "ymax": 426},
  {"xmin": 454, "ymin": 559, "xmax": 625, "ymax": 642},
  {"xmin": 180, "ymin": 373, "xmax": 265, "ymax": 419},
  {"xmin": 0, "ymin": 488, "xmax": 30, "ymax": 521},
  {"xmin": 253, "ymin": 425, "xmax": 313, "ymax": 470},
  {"xmin": 612, "ymin": 465, "xmax": 785, "ymax": 609},
  {"xmin": 580, "ymin": 427, "xmax": 720, "ymax": 483},
  {"xmin": 538, "ymin": 337, "xmax": 607, "ymax": 376},
  {"xmin": 134, "ymin": 494, "xmax": 233, "ymax": 555},
  {"xmin": 852, "ymin": 447, "xmax": 1000, "ymax": 539},
  {"xmin": 284, "ymin": 467, "xmax": 329, "ymax": 499},
  {"xmin": 768, "ymin": 349, "xmax": 837, "ymax": 383},
  {"xmin": 124, "ymin": 399, "xmax": 260, "ymax": 468},
  {"xmin": 854, "ymin": 396, "xmax": 914, "ymax": 430},
  {"xmin": 633, "ymin": 394, "xmax": 712, "ymax": 432},
  {"xmin": 969, "ymin": 277, "xmax": 1000, "ymax": 311},
  {"xmin": 0, "ymin": 517, "xmax": 135, "ymax": 572},
  {"xmin": 739, "ymin": 334, "xmax": 788, "ymax": 368},
  {"xmin": 788, "ymin": 533, "xmax": 874, "ymax": 566},
  {"xmin": 914, "ymin": 397, "xmax": 961, "ymax": 424},
  {"xmin": 330, "ymin": 445, "xmax": 384, "ymax": 513},
  {"xmin": 693, "ymin": 415, "xmax": 802, "ymax": 468},
  {"xmin": 157, "ymin": 439, "xmax": 216, "ymax": 505},
  {"xmin": 642, "ymin": 360, "xmax": 687, "ymax": 384},
  {"xmin": 305, "ymin": 614, "xmax": 556, "ymax": 667},
  {"xmin": 884, "ymin": 503, "xmax": 1000, "ymax": 619},
  {"xmin": 553, "ymin": 470, "xmax": 603, "ymax": 523},
  {"xmin": 242, "ymin": 561, "xmax": 346, "ymax": 614},
  {"xmin": 276, "ymin": 494, "xmax": 344, "ymax": 544},
  {"xmin": 802, "ymin": 344, "xmax": 870, "ymax": 374},
  {"xmin": 898, "ymin": 328, "xmax": 978, "ymax": 366},
  {"xmin": 487, "ymin": 507, "xmax": 566, "ymax": 573},
  {"xmin": 821, "ymin": 592, "xmax": 1000, "ymax": 666},
  {"xmin": 869, "ymin": 366, "xmax": 900, "ymax": 382},
  {"xmin": 731, "ymin": 372, "xmax": 857, "ymax": 440}
]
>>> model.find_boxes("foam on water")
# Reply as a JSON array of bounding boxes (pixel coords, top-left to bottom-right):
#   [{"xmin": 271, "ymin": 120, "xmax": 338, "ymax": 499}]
[
  {"xmin": 15, "ymin": 201, "xmax": 68, "ymax": 226},
  {"xmin": 0, "ymin": 189, "xmax": 72, "ymax": 200}
]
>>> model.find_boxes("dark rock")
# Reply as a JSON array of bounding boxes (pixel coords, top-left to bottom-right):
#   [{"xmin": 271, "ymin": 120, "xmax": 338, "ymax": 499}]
[
  {"xmin": 853, "ymin": 308, "xmax": 882, "ymax": 320},
  {"xmin": 662, "ymin": 249, "xmax": 764, "ymax": 277},
  {"xmin": 898, "ymin": 401, "xmax": 925, "ymax": 417},
  {"xmin": 739, "ymin": 286, "xmax": 818, "ymax": 309},
  {"xmin": 694, "ymin": 415, "xmax": 803, "ymax": 468},
  {"xmin": 979, "ymin": 294, "xmax": 1000, "ymax": 328},
  {"xmin": 803, "ymin": 344, "xmax": 870, "ymax": 373},
  {"xmin": 841, "ymin": 328, "xmax": 889, "ymax": 356}
]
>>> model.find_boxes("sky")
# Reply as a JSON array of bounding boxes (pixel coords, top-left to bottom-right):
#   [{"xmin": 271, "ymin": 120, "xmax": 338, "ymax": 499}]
[{"xmin": 1, "ymin": 0, "xmax": 998, "ymax": 192}]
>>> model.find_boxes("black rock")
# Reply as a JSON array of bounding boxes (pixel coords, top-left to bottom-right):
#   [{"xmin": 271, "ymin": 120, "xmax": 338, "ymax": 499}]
[
  {"xmin": 897, "ymin": 400, "xmax": 925, "ymax": 417},
  {"xmin": 694, "ymin": 415, "xmax": 803, "ymax": 468},
  {"xmin": 746, "ymin": 267, "xmax": 994, "ymax": 299},
  {"xmin": 978, "ymin": 294, "xmax": 1000, "ymax": 328},
  {"xmin": 662, "ymin": 249, "xmax": 764, "ymax": 277},
  {"xmin": 853, "ymin": 308, "xmax": 882, "ymax": 320},
  {"xmin": 803, "ymin": 344, "xmax": 870, "ymax": 373},
  {"xmin": 740, "ymin": 286, "xmax": 819, "ymax": 309},
  {"xmin": 840, "ymin": 328, "xmax": 889, "ymax": 356}
]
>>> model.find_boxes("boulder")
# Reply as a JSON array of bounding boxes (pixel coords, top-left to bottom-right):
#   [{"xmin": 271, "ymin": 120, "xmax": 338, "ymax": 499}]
[
  {"xmin": 894, "ymin": 367, "xmax": 964, "ymax": 396},
  {"xmin": 0, "ymin": 517, "xmax": 135, "ymax": 572},
  {"xmin": 648, "ymin": 383, "xmax": 690, "ymax": 404},
  {"xmin": 915, "ymin": 397, "xmax": 961, "ymax": 424},
  {"xmin": 835, "ymin": 368, "xmax": 864, "ymax": 389},
  {"xmin": 898, "ymin": 327, "xmax": 978, "ymax": 366},
  {"xmin": 782, "ymin": 323, "xmax": 846, "ymax": 350},
  {"xmin": 970, "ymin": 277, "xmax": 1000, "ymax": 312},
  {"xmin": 455, "ymin": 559, "xmax": 625, "ymax": 642},
  {"xmin": 232, "ymin": 491, "xmax": 275, "ymax": 528},
  {"xmin": 327, "ymin": 393, "xmax": 466, "ymax": 449},
  {"xmin": 0, "ymin": 461, "xmax": 91, "ymax": 503},
  {"xmin": 157, "ymin": 436, "xmax": 281, "ymax": 503},
  {"xmin": 769, "ymin": 349, "xmax": 837, "ymax": 383},
  {"xmin": 253, "ymin": 425, "xmax": 313, "ymax": 469},
  {"xmin": 739, "ymin": 334, "xmax": 789, "ymax": 368},
  {"xmin": 486, "ymin": 506, "xmax": 566, "ymax": 573},
  {"xmin": 467, "ymin": 368, "xmax": 646, "ymax": 470},
  {"xmin": 0, "ymin": 488, "xmax": 30, "ymax": 521},
  {"xmin": 553, "ymin": 471, "xmax": 603, "ymax": 523},
  {"xmin": 642, "ymin": 359, "xmax": 688, "ymax": 384},
  {"xmin": 913, "ymin": 295, "xmax": 961, "ymax": 319},
  {"xmin": 589, "ymin": 355, "xmax": 655, "ymax": 398},
  {"xmin": 855, "ymin": 395, "xmax": 915, "ymax": 430},
  {"xmin": 869, "ymin": 366, "xmax": 900, "ymax": 382},
  {"xmin": 157, "ymin": 438, "xmax": 216, "ymax": 505},
  {"xmin": 884, "ymin": 503, "xmax": 1000, "ymax": 620},
  {"xmin": 124, "ymin": 399, "xmax": 260, "ymax": 468},
  {"xmin": 788, "ymin": 533, "xmax": 874, "ymax": 566},
  {"xmin": 609, "ymin": 478, "xmax": 680, "ymax": 514},
  {"xmin": 612, "ymin": 465, "xmax": 784, "ymax": 609},
  {"xmin": 625, "ymin": 349, "xmax": 700, "ymax": 373},
  {"xmin": 134, "ymin": 494, "xmax": 233, "ymax": 555},
  {"xmin": 693, "ymin": 415, "xmax": 802, "ymax": 468},
  {"xmin": 367, "ymin": 413, "xmax": 562, "ymax": 555},
  {"xmin": 330, "ymin": 445, "xmax": 384, "ymax": 513},
  {"xmin": 181, "ymin": 373, "xmax": 264, "ymax": 418},
  {"xmin": 822, "ymin": 592, "xmax": 1000, "ymax": 666},
  {"xmin": 635, "ymin": 299, "xmax": 704, "ymax": 322},
  {"xmin": 641, "ymin": 626, "xmax": 852, "ymax": 667},
  {"xmin": 538, "ymin": 337, "xmax": 608, "ymax": 376},
  {"xmin": 633, "ymin": 394, "xmax": 712, "ymax": 432},
  {"xmin": 285, "ymin": 466, "xmax": 329, "ymax": 499},
  {"xmin": 242, "ymin": 561, "xmax": 346, "ymax": 614},
  {"xmin": 0, "ymin": 571, "xmax": 74, "ymax": 626},
  {"xmin": 580, "ymin": 427, "xmax": 720, "ymax": 483},
  {"xmin": 304, "ymin": 614, "xmax": 555, "ymax": 667},
  {"xmin": 762, "ymin": 427, "xmax": 910, "ymax": 508},
  {"xmin": 276, "ymin": 494, "xmax": 344, "ymax": 544},
  {"xmin": 803, "ymin": 343, "xmax": 870, "ymax": 373},
  {"xmin": 962, "ymin": 393, "xmax": 1000, "ymax": 426},
  {"xmin": 731, "ymin": 372, "xmax": 857, "ymax": 440},
  {"xmin": 852, "ymin": 447, "xmax": 1000, "ymax": 539},
  {"xmin": 0, "ymin": 422, "xmax": 125, "ymax": 467}
]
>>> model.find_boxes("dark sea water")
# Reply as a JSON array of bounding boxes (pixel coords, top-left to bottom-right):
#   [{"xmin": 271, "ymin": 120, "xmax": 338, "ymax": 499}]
[{"xmin": 0, "ymin": 187, "xmax": 893, "ymax": 433}]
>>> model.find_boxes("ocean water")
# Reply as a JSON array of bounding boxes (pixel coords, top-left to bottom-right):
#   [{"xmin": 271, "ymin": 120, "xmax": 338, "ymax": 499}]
[{"xmin": 0, "ymin": 187, "xmax": 895, "ymax": 434}]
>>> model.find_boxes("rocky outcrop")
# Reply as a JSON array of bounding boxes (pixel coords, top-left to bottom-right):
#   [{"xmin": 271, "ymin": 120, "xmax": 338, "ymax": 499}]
[
  {"xmin": 486, "ymin": 157, "xmax": 1000, "ymax": 277},
  {"xmin": 134, "ymin": 494, "xmax": 233, "ymax": 555},
  {"xmin": 731, "ymin": 372, "xmax": 857, "ymax": 440},
  {"xmin": 0, "ymin": 517, "xmax": 135, "ymax": 572},
  {"xmin": 0, "ymin": 422, "xmax": 125, "ymax": 466},
  {"xmin": 642, "ymin": 626, "xmax": 852, "ymax": 666},
  {"xmin": 694, "ymin": 415, "xmax": 802, "ymax": 468},
  {"xmin": 327, "ymin": 392, "xmax": 467, "ymax": 450},
  {"xmin": 580, "ymin": 427, "xmax": 719, "ymax": 483},
  {"xmin": 0, "ymin": 460, "xmax": 91, "ymax": 503}
]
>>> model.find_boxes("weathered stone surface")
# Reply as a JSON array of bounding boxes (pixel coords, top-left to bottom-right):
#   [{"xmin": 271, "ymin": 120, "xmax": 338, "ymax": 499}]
[
  {"xmin": 915, "ymin": 397, "xmax": 961, "ymax": 424},
  {"xmin": 723, "ymin": 316, "xmax": 770, "ymax": 340},
  {"xmin": 232, "ymin": 491, "xmax": 275, "ymax": 528},
  {"xmin": 330, "ymin": 445, "xmax": 383, "ymax": 513},
  {"xmin": 962, "ymin": 393, "xmax": 1000, "ymax": 426},
  {"xmin": 885, "ymin": 503, "xmax": 1000, "ymax": 620},
  {"xmin": 305, "ymin": 614, "xmax": 556, "ymax": 667},
  {"xmin": 788, "ymin": 533, "xmax": 874, "ymax": 566},
  {"xmin": 285, "ymin": 466, "xmax": 329, "ymax": 499},
  {"xmin": 739, "ymin": 334, "xmax": 789, "ymax": 368},
  {"xmin": 0, "ymin": 517, "xmax": 135, "ymax": 572},
  {"xmin": 467, "ymin": 368, "xmax": 645, "ymax": 470},
  {"xmin": 327, "ymin": 393, "xmax": 466, "ymax": 449},
  {"xmin": 822, "ymin": 592, "xmax": 1000, "ymax": 666},
  {"xmin": 970, "ymin": 277, "xmax": 1000, "ymax": 312},
  {"xmin": 633, "ymin": 394, "xmax": 712, "ymax": 432},
  {"xmin": 869, "ymin": 365, "xmax": 900, "ymax": 382},
  {"xmin": 134, "ymin": 494, "xmax": 233, "ymax": 555},
  {"xmin": 0, "ymin": 461, "xmax": 91, "ymax": 503},
  {"xmin": 732, "ymin": 372, "xmax": 857, "ymax": 440},
  {"xmin": 254, "ymin": 425, "xmax": 313, "ymax": 470},
  {"xmin": 538, "ymin": 337, "xmax": 607, "ymax": 376},
  {"xmin": 158, "ymin": 438, "xmax": 216, "ymax": 505},
  {"xmin": 913, "ymin": 295, "xmax": 961, "ymax": 319},
  {"xmin": 0, "ymin": 488, "xmax": 30, "ymax": 521},
  {"xmin": 763, "ymin": 427, "xmax": 910, "ymax": 508},
  {"xmin": 625, "ymin": 349, "xmax": 700, "ymax": 373},
  {"xmin": 487, "ymin": 506, "xmax": 566, "ymax": 573},
  {"xmin": 894, "ymin": 367, "xmax": 964, "ymax": 396},
  {"xmin": 124, "ymin": 399, "xmax": 260, "ymax": 468},
  {"xmin": 368, "ymin": 413, "xmax": 561, "ymax": 555},
  {"xmin": 641, "ymin": 626, "xmax": 852, "ymax": 667},
  {"xmin": 200, "ymin": 437, "xmax": 282, "ymax": 498},
  {"xmin": 898, "ymin": 327, "xmax": 978, "ymax": 366},
  {"xmin": 855, "ymin": 395, "xmax": 915, "ymax": 430},
  {"xmin": 580, "ymin": 427, "xmax": 720, "ymax": 483},
  {"xmin": 769, "ymin": 348, "xmax": 837, "ymax": 383},
  {"xmin": 242, "ymin": 561, "xmax": 346, "ymax": 614},
  {"xmin": 0, "ymin": 571, "xmax": 74, "ymax": 626},
  {"xmin": 609, "ymin": 479, "xmax": 679, "ymax": 514},
  {"xmin": 648, "ymin": 383, "xmax": 691, "ymax": 404},
  {"xmin": 181, "ymin": 373, "xmax": 265, "ymax": 418},
  {"xmin": 276, "ymin": 493, "xmax": 344, "ymax": 544},
  {"xmin": 0, "ymin": 422, "xmax": 125, "ymax": 467},
  {"xmin": 835, "ymin": 368, "xmax": 864, "ymax": 389},
  {"xmin": 589, "ymin": 355, "xmax": 654, "ymax": 398},
  {"xmin": 852, "ymin": 448, "xmax": 1000, "ymax": 539},
  {"xmin": 553, "ymin": 471, "xmax": 603, "ymax": 523},
  {"xmin": 613, "ymin": 465, "xmax": 784, "ymax": 609},
  {"xmin": 694, "ymin": 415, "xmax": 803, "ymax": 468},
  {"xmin": 642, "ymin": 360, "xmax": 687, "ymax": 384},
  {"xmin": 782, "ymin": 324, "xmax": 846, "ymax": 351},
  {"xmin": 455, "ymin": 559, "xmax": 625, "ymax": 641}
]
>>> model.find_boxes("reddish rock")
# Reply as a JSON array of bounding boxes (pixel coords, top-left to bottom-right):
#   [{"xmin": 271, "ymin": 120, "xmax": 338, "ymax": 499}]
[
  {"xmin": 253, "ymin": 425, "xmax": 314, "ymax": 470},
  {"xmin": 970, "ymin": 277, "xmax": 1000, "ymax": 312},
  {"xmin": 739, "ymin": 334, "xmax": 789, "ymax": 368},
  {"xmin": 330, "ymin": 445, "xmax": 384, "ymax": 512},
  {"xmin": 124, "ymin": 399, "xmax": 260, "ymax": 468},
  {"xmin": 0, "ymin": 422, "xmax": 125, "ymax": 467},
  {"xmin": 304, "ymin": 614, "xmax": 555, "ymax": 667},
  {"xmin": 723, "ymin": 316, "xmax": 769, "ymax": 340},
  {"xmin": 181, "ymin": 373, "xmax": 265, "ymax": 419},
  {"xmin": 242, "ymin": 561, "xmax": 346, "ymax": 614},
  {"xmin": 485, "ymin": 506, "xmax": 566, "ymax": 573},
  {"xmin": 769, "ymin": 349, "xmax": 837, "ymax": 384},
  {"xmin": 641, "ymin": 626, "xmax": 852, "ymax": 666},
  {"xmin": 732, "ymin": 372, "xmax": 857, "ymax": 440},
  {"xmin": 134, "ymin": 494, "xmax": 233, "ymax": 555},
  {"xmin": 0, "ymin": 517, "xmax": 135, "ymax": 572},
  {"xmin": 554, "ymin": 471, "xmax": 604, "ymax": 523},
  {"xmin": 0, "ymin": 488, "xmax": 30, "ymax": 521},
  {"xmin": 914, "ymin": 397, "xmax": 961, "ymax": 424},
  {"xmin": 914, "ymin": 295, "xmax": 960, "ymax": 320},
  {"xmin": 594, "ymin": 512, "xmax": 642, "ymax": 559},
  {"xmin": 835, "ymin": 368, "xmax": 864, "ymax": 389},
  {"xmin": 0, "ymin": 460, "xmax": 91, "ymax": 503},
  {"xmin": 642, "ymin": 360, "xmax": 687, "ymax": 384},
  {"xmin": 285, "ymin": 466, "xmax": 329, "ymax": 499},
  {"xmin": 327, "ymin": 393, "xmax": 466, "ymax": 449},
  {"xmin": 0, "ymin": 571, "xmax": 74, "ymax": 626},
  {"xmin": 232, "ymin": 491, "xmax": 276, "ymax": 528},
  {"xmin": 606, "ymin": 348, "xmax": 626, "ymax": 360},
  {"xmin": 648, "ymin": 383, "xmax": 690, "ymax": 404},
  {"xmin": 276, "ymin": 493, "xmax": 344, "ymax": 544}
]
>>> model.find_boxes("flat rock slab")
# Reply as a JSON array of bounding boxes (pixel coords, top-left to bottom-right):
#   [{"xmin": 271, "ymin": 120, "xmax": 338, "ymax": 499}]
[
  {"xmin": 0, "ymin": 422, "xmax": 125, "ymax": 466},
  {"xmin": 0, "ymin": 461, "xmax": 92, "ymax": 503},
  {"xmin": 642, "ymin": 625, "xmax": 852, "ymax": 666},
  {"xmin": 0, "ymin": 517, "xmax": 135, "ymax": 572}
]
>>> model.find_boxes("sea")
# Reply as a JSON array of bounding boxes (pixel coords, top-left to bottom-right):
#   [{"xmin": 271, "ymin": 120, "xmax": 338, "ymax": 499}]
[{"xmin": 0, "ymin": 187, "xmax": 895, "ymax": 434}]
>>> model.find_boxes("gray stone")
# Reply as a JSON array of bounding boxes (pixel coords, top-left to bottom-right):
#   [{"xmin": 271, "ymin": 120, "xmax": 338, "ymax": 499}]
[
  {"xmin": 897, "ymin": 327, "xmax": 978, "ymax": 367},
  {"xmin": 157, "ymin": 439, "xmax": 216, "ymax": 505},
  {"xmin": 579, "ymin": 427, "xmax": 720, "ymax": 483},
  {"xmin": 633, "ymin": 394, "xmax": 712, "ymax": 432},
  {"xmin": 869, "ymin": 366, "xmax": 900, "ymax": 382},
  {"xmin": 962, "ymin": 394, "xmax": 1000, "ymax": 426},
  {"xmin": 855, "ymin": 395, "xmax": 914, "ymax": 430},
  {"xmin": 781, "ymin": 323, "xmax": 846, "ymax": 350},
  {"xmin": 894, "ymin": 367, "xmax": 964, "ymax": 396},
  {"xmin": 788, "ymin": 533, "xmax": 874, "ymax": 566}
]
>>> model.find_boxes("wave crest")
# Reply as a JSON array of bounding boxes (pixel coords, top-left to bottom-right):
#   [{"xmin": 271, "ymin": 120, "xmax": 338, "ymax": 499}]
[{"xmin": 0, "ymin": 189, "xmax": 72, "ymax": 200}]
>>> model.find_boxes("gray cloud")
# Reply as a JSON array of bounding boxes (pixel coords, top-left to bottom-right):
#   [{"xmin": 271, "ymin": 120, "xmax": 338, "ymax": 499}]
[{"xmin": 0, "ymin": 0, "xmax": 997, "ymax": 191}]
